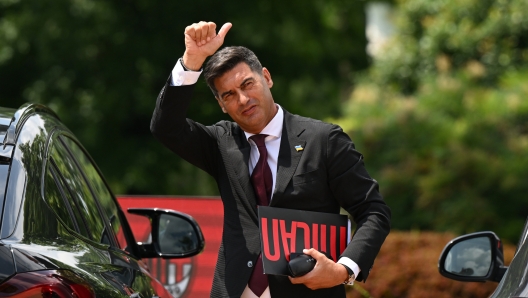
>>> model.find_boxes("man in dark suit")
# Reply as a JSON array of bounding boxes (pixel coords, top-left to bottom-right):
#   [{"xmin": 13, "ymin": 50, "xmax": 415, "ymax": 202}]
[{"xmin": 151, "ymin": 21, "xmax": 391, "ymax": 298}]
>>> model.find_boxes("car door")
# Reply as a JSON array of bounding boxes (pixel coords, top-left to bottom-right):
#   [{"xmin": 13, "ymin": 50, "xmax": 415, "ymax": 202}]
[
  {"xmin": 489, "ymin": 219, "xmax": 528, "ymax": 298},
  {"xmin": 50, "ymin": 132, "xmax": 171, "ymax": 297}
]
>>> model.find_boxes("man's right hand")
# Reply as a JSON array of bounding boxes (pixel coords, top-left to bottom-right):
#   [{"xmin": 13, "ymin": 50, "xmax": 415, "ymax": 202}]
[{"xmin": 182, "ymin": 21, "xmax": 232, "ymax": 71}]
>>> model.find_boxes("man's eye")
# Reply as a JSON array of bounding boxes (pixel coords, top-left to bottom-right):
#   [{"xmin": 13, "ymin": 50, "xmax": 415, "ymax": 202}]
[
  {"xmin": 223, "ymin": 93, "xmax": 233, "ymax": 101},
  {"xmin": 242, "ymin": 81, "xmax": 253, "ymax": 89}
]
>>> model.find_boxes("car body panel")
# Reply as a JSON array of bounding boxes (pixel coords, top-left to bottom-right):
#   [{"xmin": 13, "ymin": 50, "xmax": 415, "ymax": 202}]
[
  {"xmin": 490, "ymin": 219, "xmax": 528, "ymax": 298},
  {"xmin": 0, "ymin": 245, "xmax": 15, "ymax": 284}
]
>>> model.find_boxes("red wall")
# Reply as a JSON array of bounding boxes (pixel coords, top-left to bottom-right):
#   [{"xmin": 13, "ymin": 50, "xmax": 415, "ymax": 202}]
[{"xmin": 118, "ymin": 196, "xmax": 223, "ymax": 298}]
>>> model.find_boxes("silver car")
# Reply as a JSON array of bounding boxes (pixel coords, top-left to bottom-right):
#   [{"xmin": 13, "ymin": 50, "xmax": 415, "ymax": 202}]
[{"xmin": 439, "ymin": 218, "xmax": 528, "ymax": 297}]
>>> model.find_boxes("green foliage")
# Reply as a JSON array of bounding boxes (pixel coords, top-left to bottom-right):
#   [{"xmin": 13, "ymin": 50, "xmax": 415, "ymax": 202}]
[
  {"xmin": 336, "ymin": 68, "xmax": 528, "ymax": 242},
  {"xmin": 334, "ymin": 0, "xmax": 528, "ymax": 242},
  {"xmin": 369, "ymin": 0, "xmax": 528, "ymax": 93},
  {"xmin": 0, "ymin": 0, "xmax": 369, "ymax": 195}
]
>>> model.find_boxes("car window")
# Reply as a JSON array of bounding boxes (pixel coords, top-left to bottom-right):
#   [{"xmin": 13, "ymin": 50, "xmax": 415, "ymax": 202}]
[
  {"xmin": 50, "ymin": 137, "xmax": 111, "ymax": 245},
  {"xmin": 43, "ymin": 164, "xmax": 80, "ymax": 233},
  {"xmin": 60, "ymin": 136, "xmax": 129, "ymax": 251},
  {"xmin": 46, "ymin": 161, "xmax": 91, "ymax": 238}
]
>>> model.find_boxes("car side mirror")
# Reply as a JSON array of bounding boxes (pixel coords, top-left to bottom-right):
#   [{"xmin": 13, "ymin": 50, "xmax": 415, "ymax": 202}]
[
  {"xmin": 127, "ymin": 208, "xmax": 205, "ymax": 259},
  {"xmin": 438, "ymin": 231, "xmax": 507, "ymax": 282}
]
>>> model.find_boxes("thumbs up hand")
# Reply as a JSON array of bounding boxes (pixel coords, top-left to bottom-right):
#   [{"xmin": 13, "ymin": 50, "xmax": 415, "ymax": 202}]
[{"xmin": 182, "ymin": 21, "xmax": 232, "ymax": 71}]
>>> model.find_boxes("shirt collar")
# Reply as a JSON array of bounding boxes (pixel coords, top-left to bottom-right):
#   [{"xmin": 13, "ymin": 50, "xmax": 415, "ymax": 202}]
[{"xmin": 244, "ymin": 104, "xmax": 283, "ymax": 140}]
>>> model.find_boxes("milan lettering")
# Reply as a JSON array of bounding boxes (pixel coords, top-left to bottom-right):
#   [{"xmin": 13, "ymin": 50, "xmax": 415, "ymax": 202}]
[
  {"xmin": 261, "ymin": 217, "xmax": 347, "ymax": 262},
  {"xmin": 258, "ymin": 206, "xmax": 349, "ymax": 276}
]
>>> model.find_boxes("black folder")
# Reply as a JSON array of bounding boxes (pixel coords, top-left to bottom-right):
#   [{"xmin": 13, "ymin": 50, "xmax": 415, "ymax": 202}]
[{"xmin": 258, "ymin": 206, "xmax": 350, "ymax": 276}]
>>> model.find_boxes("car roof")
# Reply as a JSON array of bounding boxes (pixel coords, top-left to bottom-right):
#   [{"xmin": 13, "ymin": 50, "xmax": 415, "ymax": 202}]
[{"xmin": 0, "ymin": 103, "xmax": 59, "ymax": 143}]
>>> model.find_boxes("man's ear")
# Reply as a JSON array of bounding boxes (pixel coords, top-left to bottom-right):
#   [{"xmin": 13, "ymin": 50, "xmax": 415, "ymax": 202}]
[
  {"xmin": 216, "ymin": 97, "xmax": 227, "ymax": 113},
  {"xmin": 262, "ymin": 67, "xmax": 273, "ymax": 88}
]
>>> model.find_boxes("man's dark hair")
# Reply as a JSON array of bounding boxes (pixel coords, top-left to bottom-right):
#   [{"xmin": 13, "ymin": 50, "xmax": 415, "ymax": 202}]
[{"xmin": 204, "ymin": 46, "xmax": 263, "ymax": 97}]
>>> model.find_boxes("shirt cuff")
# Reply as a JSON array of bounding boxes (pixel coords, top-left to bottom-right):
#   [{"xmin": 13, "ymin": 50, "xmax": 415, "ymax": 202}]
[
  {"xmin": 337, "ymin": 257, "xmax": 360, "ymax": 282},
  {"xmin": 170, "ymin": 59, "xmax": 202, "ymax": 86}
]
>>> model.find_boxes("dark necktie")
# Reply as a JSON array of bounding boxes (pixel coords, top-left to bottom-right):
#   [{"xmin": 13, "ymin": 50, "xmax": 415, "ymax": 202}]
[{"xmin": 248, "ymin": 134, "xmax": 272, "ymax": 296}]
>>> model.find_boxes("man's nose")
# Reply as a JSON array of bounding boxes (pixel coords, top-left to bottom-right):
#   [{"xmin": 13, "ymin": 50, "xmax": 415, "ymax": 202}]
[{"xmin": 238, "ymin": 91, "xmax": 250, "ymax": 105}]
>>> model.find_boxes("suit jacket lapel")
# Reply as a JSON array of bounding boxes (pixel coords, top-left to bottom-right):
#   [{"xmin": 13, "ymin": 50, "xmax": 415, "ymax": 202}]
[
  {"xmin": 224, "ymin": 128, "xmax": 259, "ymax": 220},
  {"xmin": 271, "ymin": 111, "xmax": 306, "ymax": 206}
]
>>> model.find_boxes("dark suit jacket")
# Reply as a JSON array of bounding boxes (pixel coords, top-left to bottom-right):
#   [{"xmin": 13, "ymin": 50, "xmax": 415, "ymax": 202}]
[{"xmin": 151, "ymin": 78, "xmax": 391, "ymax": 298}]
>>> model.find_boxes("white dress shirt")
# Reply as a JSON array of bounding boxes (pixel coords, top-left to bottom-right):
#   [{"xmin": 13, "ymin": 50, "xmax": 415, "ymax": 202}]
[{"xmin": 170, "ymin": 60, "xmax": 360, "ymax": 297}]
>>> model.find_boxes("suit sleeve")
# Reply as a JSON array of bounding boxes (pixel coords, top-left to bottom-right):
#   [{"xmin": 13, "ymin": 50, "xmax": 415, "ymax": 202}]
[
  {"xmin": 326, "ymin": 125, "xmax": 391, "ymax": 282},
  {"xmin": 150, "ymin": 76, "xmax": 221, "ymax": 178}
]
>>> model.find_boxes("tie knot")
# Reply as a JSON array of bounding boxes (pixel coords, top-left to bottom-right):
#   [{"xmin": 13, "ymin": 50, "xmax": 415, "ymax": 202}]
[{"xmin": 250, "ymin": 134, "xmax": 268, "ymax": 147}]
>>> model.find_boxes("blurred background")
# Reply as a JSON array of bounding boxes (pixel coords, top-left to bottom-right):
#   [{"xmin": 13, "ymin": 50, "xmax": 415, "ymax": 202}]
[{"xmin": 1, "ymin": 0, "xmax": 528, "ymax": 296}]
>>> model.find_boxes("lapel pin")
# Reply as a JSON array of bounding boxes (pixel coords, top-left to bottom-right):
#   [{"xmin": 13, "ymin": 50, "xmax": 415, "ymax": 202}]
[{"xmin": 295, "ymin": 145, "xmax": 304, "ymax": 152}]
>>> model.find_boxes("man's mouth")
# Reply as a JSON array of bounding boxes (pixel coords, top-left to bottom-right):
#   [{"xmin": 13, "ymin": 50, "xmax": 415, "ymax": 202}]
[{"xmin": 242, "ymin": 105, "xmax": 257, "ymax": 115}]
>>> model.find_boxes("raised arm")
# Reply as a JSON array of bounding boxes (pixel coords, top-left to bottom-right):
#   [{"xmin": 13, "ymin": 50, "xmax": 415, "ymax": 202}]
[{"xmin": 150, "ymin": 21, "xmax": 232, "ymax": 177}]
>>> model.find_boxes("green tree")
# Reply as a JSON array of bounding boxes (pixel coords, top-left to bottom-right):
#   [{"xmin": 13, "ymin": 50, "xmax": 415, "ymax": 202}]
[
  {"xmin": 368, "ymin": 0, "xmax": 528, "ymax": 93},
  {"xmin": 0, "ymin": 0, "xmax": 369, "ymax": 195},
  {"xmin": 335, "ymin": 0, "xmax": 528, "ymax": 242}
]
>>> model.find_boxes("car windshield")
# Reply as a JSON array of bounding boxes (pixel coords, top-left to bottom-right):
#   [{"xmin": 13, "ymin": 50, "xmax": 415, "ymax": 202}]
[{"xmin": 490, "ymin": 217, "xmax": 528, "ymax": 298}]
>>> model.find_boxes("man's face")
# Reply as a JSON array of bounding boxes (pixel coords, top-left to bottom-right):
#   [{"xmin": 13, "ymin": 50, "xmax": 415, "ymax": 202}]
[{"xmin": 214, "ymin": 62, "xmax": 277, "ymax": 134}]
